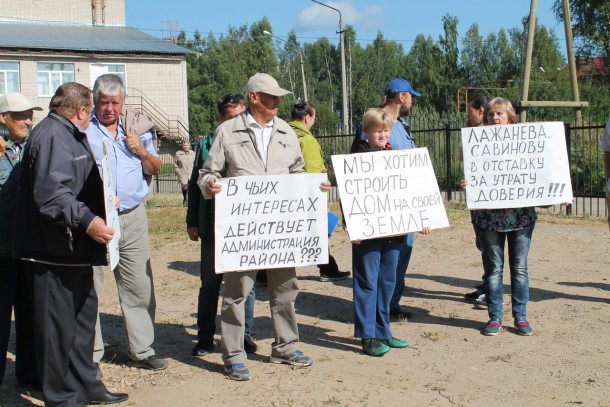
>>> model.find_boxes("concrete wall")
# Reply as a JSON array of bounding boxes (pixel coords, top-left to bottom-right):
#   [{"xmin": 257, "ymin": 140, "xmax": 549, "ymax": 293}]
[
  {"xmin": 124, "ymin": 58, "xmax": 189, "ymax": 122},
  {"xmin": 1, "ymin": 0, "xmax": 125, "ymax": 26}
]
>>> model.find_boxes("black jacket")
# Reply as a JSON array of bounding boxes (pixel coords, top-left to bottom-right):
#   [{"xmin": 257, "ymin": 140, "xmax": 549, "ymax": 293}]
[{"xmin": 13, "ymin": 111, "xmax": 107, "ymax": 266}]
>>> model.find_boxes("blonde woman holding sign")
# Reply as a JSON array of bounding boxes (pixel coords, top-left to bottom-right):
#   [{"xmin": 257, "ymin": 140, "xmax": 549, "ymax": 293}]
[
  {"xmin": 462, "ymin": 98, "xmax": 537, "ymax": 336},
  {"xmin": 350, "ymin": 108, "xmax": 412, "ymax": 357}
]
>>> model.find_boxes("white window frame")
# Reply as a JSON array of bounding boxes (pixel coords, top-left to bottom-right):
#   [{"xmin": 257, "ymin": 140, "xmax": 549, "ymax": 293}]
[
  {"xmin": 0, "ymin": 61, "xmax": 20, "ymax": 94},
  {"xmin": 90, "ymin": 63, "xmax": 127, "ymax": 88},
  {"xmin": 37, "ymin": 62, "xmax": 75, "ymax": 97}
]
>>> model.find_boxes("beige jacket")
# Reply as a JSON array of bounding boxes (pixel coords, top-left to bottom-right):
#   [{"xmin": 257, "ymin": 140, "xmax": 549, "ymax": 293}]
[
  {"xmin": 173, "ymin": 149, "xmax": 195, "ymax": 185},
  {"xmin": 198, "ymin": 111, "xmax": 305, "ymax": 198},
  {"xmin": 121, "ymin": 106, "xmax": 157, "ymax": 199}
]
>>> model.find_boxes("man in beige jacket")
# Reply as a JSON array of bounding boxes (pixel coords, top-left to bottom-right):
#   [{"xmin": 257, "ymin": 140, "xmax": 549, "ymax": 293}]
[
  {"xmin": 198, "ymin": 73, "xmax": 330, "ymax": 381},
  {"xmin": 174, "ymin": 139, "xmax": 195, "ymax": 205}
]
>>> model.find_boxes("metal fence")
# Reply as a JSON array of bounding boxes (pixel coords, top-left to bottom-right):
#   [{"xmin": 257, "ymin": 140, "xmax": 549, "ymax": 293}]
[
  {"xmin": 153, "ymin": 119, "xmax": 609, "ymax": 217},
  {"xmin": 153, "ymin": 138, "xmax": 184, "ymax": 194}
]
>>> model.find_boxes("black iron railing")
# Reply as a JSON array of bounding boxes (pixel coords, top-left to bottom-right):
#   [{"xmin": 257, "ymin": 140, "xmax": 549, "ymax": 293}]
[{"xmin": 152, "ymin": 119, "xmax": 609, "ymax": 217}]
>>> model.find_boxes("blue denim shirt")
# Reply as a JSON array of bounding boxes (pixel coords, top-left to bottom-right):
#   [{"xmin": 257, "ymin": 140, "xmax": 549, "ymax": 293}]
[
  {"xmin": 86, "ymin": 115, "xmax": 157, "ymax": 211},
  {"xmin": 359, "ymin": 117, "xmax": 416, "ymax": 150},
  {"xmin": 0, "ymin": 139, "xmax": 25, "ymax": 255}
]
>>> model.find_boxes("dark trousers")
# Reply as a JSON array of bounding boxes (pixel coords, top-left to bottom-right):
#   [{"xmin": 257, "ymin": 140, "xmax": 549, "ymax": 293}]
[
  {"xmin": 317, "ymin": 253, "xmax": 340, "ymax": 275},
  {"xmin": 197, "ymin": 227, "xmax": 255, "ymax": 344},
  {"xmin": 27, "ymin": 262, "xmax": 106, "ymax": 407},
  {"xmin": 0, "ymin": 256, "xmax": 37, "ymax": 386}
]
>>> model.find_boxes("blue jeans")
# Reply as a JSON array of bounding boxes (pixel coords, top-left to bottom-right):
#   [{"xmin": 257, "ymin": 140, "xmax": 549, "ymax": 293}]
[
  {"xmin": 390, "ymin": 233, "xmax": 414, "ymax": 310},
  {"xmin": 476, "ymin": 223, "xmax": 535, "ymax": 323},
  {"xmin": 198, "ymin": 227, "xmax": 255, "ymax": 344},
  {"xmin": 352, "ymin": 238, "xmax": 401, "ymax": 340}
]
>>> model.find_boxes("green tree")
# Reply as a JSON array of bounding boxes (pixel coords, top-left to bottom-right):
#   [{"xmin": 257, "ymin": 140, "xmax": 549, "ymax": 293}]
[
  {"xmin": 302, "ymin": 36, "xmax": 340, "ymax": 133},
  {"xmin": 553, "ymin": 0, "xmax": 610, "ymax": 88},
  {"xmin": 180, "ymin": 19, "xmax": 277, "ymax": 135},
  {"xmin": 438, "ymin": 14, "xmax": 460, "ymax": 111},
  {"xmin": 405, "ymin": 34, "xmax": 445, "ymax": 112},
  {"xmin": 460, "ymin": 23, "xmax": 485, "ymax": 85},
  {"xmin": 507, "ymin": 21, "xmax": 573, "ymax": 119},
  {"xmin": 351, "ymin": 32, "xmax": 405, "ymax": 124}
]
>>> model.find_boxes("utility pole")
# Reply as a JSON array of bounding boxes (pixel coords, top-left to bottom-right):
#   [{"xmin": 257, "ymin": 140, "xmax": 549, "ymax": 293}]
[
  {"xmin": 310, "ymin": 0, "xmax": 348, "ymax": 134},
  {"xmin": 263, "ymin": 31, "xmax": 308, "ymax": 102},
  {"xmin": 562, "ymin": 0, "xmax": 583, "ymax": 126},
  {"xmin": 519, "ymin": 0, "xmax": 537, "ymax": 123},
  {"xmin": 519, "ymin": 0, "xmax": 588, "ymax": 122}
]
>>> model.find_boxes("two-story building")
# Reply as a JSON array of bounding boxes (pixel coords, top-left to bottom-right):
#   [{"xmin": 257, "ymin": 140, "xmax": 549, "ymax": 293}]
[{"xmin": 0, "ymin": 0, "xmax": 190, "ymax": 139}]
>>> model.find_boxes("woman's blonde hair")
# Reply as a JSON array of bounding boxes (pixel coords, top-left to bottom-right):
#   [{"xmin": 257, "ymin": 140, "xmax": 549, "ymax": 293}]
[
  {"xmin": 362, "ymin": 107, "xmax": 393, "ymax": 133},
  {"xmin": 484, "ymin": 97, "xmax": 517, "ymax": 124}
]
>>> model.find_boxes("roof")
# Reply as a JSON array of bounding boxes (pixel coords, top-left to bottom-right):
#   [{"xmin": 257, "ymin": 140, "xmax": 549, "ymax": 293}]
[
  {"xmin": 577, "ymin": 57, "xmax": 608, "ymax": 77},
  {"xmin": 0, "ymin": 21, "xmax": 191, "ymax": 55}
]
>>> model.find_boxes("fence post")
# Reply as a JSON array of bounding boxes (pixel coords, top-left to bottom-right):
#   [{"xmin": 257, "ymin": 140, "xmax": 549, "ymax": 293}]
[
  {"xmin": 565, "ymin": 122, "xmax": 572, "ymax": 216},
  {"xmin": 445, "ymin": 123, "xmax": 452, "ymax": 201}
]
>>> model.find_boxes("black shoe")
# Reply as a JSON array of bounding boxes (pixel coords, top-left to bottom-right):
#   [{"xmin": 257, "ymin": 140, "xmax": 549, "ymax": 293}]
[
  {"xmin": 244, "ymin": 336, "xmax": 257, "ymax": 354},
  {"xmin": 192, "ymin": 341, "xmax": 215, "ymax": 357},
  {"xmin": 465, "ymin": 284, "xmax": 484, "ymax": 301},
  {"xmin": 319, "ymin": 270, "xmax": 351, "ymax": 282},
  {"xmin": 130, "ymin": 355, "xmax": 169, "ymax": 371},
  {"xmin": 88, "ymin": 392, "xmax": 129, "ymax": 405},
  {"xmin": 17, "ymin": 376, "xmax": 42, "ymax": 391},
  {"xmin": 390, "ymin": 305, "xmax": 412, "ymax": 319}
]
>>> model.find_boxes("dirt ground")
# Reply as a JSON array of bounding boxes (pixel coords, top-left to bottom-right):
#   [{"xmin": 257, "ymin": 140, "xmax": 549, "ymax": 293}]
[{"xmin": 2, "ymin": 203, "xmax": 610, "ymax": 407}]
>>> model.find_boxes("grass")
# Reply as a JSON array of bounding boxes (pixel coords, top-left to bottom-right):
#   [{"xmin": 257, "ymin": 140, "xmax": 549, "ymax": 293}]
[
  {"xmin": 146, "ymin": 194, "xmax": 188, "ymax": 248},
  {"xmin": 159, "ymin": 163, "xmax": 175, "ymax": 176}
]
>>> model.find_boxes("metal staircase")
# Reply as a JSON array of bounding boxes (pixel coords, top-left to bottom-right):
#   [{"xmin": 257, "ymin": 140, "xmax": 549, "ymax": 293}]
[{"xmin": 125, "ymin": 87, "xmax": 189, "ymax": 141}]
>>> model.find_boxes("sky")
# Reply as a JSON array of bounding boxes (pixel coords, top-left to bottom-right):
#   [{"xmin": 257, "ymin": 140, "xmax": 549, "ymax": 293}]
[{"xmin": 124, "ymin": 0, "xmax": 567, "ymax": 55}]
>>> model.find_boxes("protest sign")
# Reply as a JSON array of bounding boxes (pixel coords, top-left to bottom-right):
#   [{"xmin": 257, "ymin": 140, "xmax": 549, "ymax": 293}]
[
  {"xmin": 214, "ymin": 173, "xmax": 328, "ymax": 273},
  {"xmin": 332, "ymin": 148, "xmax": 449, "ymax": 241},
  {"xmin": 461, "ymin": 121, "xmax": 573, "ymax": 209},
  {"xmin": 101, "ymin": 141, "xmax": 121, "ymax": 270}
]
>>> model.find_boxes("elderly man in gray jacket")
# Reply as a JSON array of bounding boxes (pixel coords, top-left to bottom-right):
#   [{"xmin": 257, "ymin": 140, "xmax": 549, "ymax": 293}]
[{"xmin": 199, "ymin": 73, "xmax": 330, "ymax": 381}]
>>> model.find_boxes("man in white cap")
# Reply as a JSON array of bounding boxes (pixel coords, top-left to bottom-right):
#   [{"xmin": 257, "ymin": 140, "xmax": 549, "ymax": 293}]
[
  {"xmin": 199, "ymin": 73, "xmax": 330, "ymax": 381},
  {"xmin": 0, "ymin": 93, "xmax": 41, "ymax": 388}
]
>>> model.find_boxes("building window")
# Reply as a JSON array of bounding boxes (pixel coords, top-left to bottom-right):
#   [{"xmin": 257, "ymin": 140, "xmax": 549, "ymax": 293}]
[
  {"xmin": 90, "ymin": 63, "xmax": 126, "ymax": 88},
  {"xmin": 37, "ymin": 63, "xmax": 74, "ymax": 97},
  {"xmin": 0, "ymin": 62, "xmax": 20, "ymax": 94}
]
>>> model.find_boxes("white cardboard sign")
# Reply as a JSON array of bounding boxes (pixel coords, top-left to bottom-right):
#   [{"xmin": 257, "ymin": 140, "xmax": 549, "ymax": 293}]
[
  {"xmin": 331, "ymin": 148, "xmax": 449, "ymax": 241},
  {"xmin": 101, "ymin": 141, "xmax": 121, "ymax": 270},
  {"xmin": 461, "ymin": 121, "xmax": 573, "ymax": 209},
  {"xmin": 214, "ymin": 173, "xmax": 328, "ymax": 273}
]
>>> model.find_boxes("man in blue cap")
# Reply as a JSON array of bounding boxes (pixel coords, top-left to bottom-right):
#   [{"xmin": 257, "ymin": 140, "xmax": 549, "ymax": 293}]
[{"xmin": 354, "ymin": 77, "xmax": 424, "ymax": 319}]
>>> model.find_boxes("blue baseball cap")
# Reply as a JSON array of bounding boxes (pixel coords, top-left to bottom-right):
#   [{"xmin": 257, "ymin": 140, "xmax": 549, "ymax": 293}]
[{"xmin": 385, "ymin": 78, "xmax": 421, "ymax": 97}]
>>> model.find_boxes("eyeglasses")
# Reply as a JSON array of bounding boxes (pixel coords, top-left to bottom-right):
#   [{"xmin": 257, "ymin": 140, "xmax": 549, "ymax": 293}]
[{"xmin": 220, "ymin": 93, "xmax": 244, "ymax": 106}]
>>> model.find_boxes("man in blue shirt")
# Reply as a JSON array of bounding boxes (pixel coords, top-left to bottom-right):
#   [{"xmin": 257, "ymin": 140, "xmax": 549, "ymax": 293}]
[
  {"xmin": 87, "ymin": 74, "xmax": 168, "ymax": 372},
  {"xmin": 356, "ymin": 78, "xmax": 422, "ymax": 319}
]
